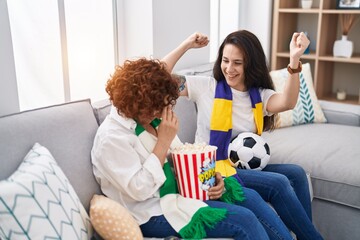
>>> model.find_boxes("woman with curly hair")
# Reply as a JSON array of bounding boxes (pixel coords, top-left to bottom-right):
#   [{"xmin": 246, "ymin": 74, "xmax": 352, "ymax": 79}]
[{"xmin": 90, "ymin": 57, "xmax": 293, "ymax": 239}]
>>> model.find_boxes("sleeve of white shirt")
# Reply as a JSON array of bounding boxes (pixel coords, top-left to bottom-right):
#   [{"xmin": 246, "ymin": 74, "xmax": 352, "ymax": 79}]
[
  {"xmin": 186, "ymin": 75, "xmax": 215, "ymax": 102},
  {"xmin": 93, "ymin": 133, "xmax": 166, "ymax": 201},
  {"xmin": 261, "ymin": 88, "xmax": 276, "ymax": 116}
]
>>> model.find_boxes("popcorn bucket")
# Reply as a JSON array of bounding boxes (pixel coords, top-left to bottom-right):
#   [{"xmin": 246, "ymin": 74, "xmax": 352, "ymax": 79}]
[{"xmin": 171, "ymin": 144, "xmax": 217, "ymax": 201}]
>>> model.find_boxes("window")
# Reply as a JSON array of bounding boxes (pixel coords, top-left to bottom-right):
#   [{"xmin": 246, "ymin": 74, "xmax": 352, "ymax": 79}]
[{"xmin": 7, "ymin": 0, "xmax": 115, "ymax": 111}]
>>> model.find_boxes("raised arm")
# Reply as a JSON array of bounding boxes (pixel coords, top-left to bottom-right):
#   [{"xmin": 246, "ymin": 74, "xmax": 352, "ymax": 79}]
[
  {"xmin": 161, "ymin": 32, "xmax": 209, "ymax": 73},
  {"xmin": 267, "ymin": 32, "xmax": 310, "ymax": 113}
]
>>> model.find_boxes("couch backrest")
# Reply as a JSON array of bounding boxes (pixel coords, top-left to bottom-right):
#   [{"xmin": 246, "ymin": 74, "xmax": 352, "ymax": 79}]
[
  {"xmin": 0, "ymin": 99, "xmax": 102, "ymax": 210},
  {"xmin": 92, "ymin": 97, "xmax": 198, "ymax": 144},
  {"xmin": 319, "ymin": 100, "xmax": 360, "ymax": 127},
  {"xmin": 173, "ymin": 97, "xmax": 197, "ymax": 143}
]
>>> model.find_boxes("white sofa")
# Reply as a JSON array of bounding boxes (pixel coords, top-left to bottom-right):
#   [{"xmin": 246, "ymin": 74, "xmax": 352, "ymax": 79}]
[{"xmin": 1, "ymin": 90, "xmax": 359, "ymax": 239}]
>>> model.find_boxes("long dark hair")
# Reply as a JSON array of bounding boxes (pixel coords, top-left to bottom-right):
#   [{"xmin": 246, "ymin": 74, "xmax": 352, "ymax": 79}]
[{"xmin": 213, "ymin": 30, "xmax": 276, "ymax": 131}]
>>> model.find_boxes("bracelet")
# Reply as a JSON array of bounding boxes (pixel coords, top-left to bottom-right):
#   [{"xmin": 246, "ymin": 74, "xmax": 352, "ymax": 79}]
[{"xmin": 287, "ymin": 61, "xmax": 302, "ymax": 74}]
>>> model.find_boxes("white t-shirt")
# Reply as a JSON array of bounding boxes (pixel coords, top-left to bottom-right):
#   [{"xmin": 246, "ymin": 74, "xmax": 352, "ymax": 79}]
[
  {"xmin": 186, "ymin": 75, "xmax": 276, "ymax": 144},
  {"xmin": 91, "ymin": 106, "xmax": 166, "ymax": 225}
]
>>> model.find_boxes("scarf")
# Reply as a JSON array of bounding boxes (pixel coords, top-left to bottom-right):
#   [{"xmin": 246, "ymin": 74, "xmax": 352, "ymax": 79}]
[
  {"xmin": 135, "ymin": 119, "xmax": 227, "ymax": 239},
  {"xmin": 209, "ymin": 80, "xmax": 263, "ymax": 201}
]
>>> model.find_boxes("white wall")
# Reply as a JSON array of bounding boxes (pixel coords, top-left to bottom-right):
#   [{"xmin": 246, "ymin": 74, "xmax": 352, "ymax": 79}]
[
  {"xmin": 219, "ymin": 0, "xmax": 240, "ymax": 43},
  {"xmin": 0, "ymin": 0, "xmax": 19, "ymax": 116},
  {"xmin": 120, "ymin": 0, "xmax": 153, "ymax": 62},
  {"xmin": 117, "ymin": 0, "xmax": 210, "ymax": 70},
  {"xmin": 117, "ymin": 0, "xmax": 272, "ymax": 70},
  {"xmin": 152, "ymin": 0, "xmax": 210, "ymax": 70},
  {"xmin": 238, "ymin": 0, "xmax": 273, "ymax": 61}
]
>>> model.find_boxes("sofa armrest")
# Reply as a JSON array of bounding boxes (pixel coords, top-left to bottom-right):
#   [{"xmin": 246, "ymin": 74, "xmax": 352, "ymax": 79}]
[{"xmin": 319, "ymin": 100, "xmax": 360, "ymax": 127}]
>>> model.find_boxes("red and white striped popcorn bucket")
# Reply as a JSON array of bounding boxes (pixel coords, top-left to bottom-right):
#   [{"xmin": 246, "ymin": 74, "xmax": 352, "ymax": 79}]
[{"xmin": 171, "ymin": 144, "xmax": 217, "ymax": 201}]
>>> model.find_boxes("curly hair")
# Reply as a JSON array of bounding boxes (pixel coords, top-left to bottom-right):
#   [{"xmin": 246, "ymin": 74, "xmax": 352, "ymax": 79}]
[{"xmin": 106, "ymin": 58, "xmax": 179, "ymax": 121}]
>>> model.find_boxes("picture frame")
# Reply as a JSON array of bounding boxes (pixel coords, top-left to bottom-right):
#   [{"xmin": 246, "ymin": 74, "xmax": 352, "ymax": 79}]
[{"xmin": 337, "ymin": 0, "xmax": 360, "ymax": 9}]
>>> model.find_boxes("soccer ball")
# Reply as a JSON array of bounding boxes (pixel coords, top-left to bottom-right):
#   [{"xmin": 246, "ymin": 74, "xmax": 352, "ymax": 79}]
[{"xmin": 228, "ymin": 132, "xmax": 271, "ymax": 170}]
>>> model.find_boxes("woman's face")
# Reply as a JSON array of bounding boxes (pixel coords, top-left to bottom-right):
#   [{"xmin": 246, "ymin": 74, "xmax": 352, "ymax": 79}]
[
  {"xmin": 138, "ymin": 109, "xmax": 162, "ymax": 125},
  {"xmin": 137, "ymin": 97, "xmax": 171, "ymax": 125},
  {"xmin": 221, "ymin": 44, "xmax": 246, "ymax": 91}
]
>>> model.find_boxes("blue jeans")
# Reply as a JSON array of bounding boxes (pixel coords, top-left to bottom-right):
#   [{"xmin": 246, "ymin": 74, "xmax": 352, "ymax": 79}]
[
  {"xmin": 237, "ymin": 163, "xmax": 323, "ymax": 240},
  {"xmin": 140, "ymin": 188, "xmax": 294, "ymax": 240}
]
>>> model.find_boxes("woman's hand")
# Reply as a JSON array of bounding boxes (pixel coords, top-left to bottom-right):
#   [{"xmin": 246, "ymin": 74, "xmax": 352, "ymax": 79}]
[
  {"xmin": 153, "ymin": 106, "xmax": 178, "ymax": 165},
  {"xmin": 183, "ymin": 32, "xmax": 209, "ymax": 50},
  {"xmin": 289, "ymin": 32, "xmax": 310, "ymax": 62},
  {"xmin": 208, "ymin": 172, "xmax": 225, "ymax": 200},
  {"xmin": 161, "ymin": 32, "xmax": 208, "ymax": 73},
  {"xmin": 157, "ymin": 106, "xmax": 178, "ymax": 144}
]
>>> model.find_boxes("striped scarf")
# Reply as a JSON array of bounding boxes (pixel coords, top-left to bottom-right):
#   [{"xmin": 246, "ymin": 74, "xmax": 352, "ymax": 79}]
[
  {"xmin": 209, "ymin": 80, "xmax": 263, "ymax": 202},
  {"xmin": 135, "ymin": 119, "xmax": 227, "ymax": 239}
]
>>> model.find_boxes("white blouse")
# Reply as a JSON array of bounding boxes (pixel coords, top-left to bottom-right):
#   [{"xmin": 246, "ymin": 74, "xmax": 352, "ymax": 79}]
[{"xmin": 91, "ymin": 106, "xmax": 166, "ymax": 225}]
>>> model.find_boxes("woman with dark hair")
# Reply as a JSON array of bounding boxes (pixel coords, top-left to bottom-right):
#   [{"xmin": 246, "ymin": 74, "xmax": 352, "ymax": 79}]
[
  {"xmin": 91, "ymin": 58, "xmax": 281, "ymax": 239},
  {"xmin": 163, "ymin": 30, "xmax": 323, "ymax": 240}
]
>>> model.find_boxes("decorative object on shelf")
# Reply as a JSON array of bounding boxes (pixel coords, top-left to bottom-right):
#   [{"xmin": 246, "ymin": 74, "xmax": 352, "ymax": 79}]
[
  {"xmin": 336, "ymin": 0, "xmax": 360, "ymax": 9},
  {"xmin": 336, "ymin": 89, "xmax": 347, "ymax": 100},
  {"xmin": 333, "ymin": 14, "xmax": 359, "ymax": 58},
  {"xmin": 333, "ymin": 35, "xmax": 354, "ymax": 58},
  {"xmin": 301, "ymin": 0, "xmax": 313, "ymax": 9}
]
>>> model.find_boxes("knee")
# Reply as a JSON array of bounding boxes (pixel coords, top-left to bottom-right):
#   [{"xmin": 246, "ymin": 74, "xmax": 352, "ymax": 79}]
[
  {"xmin": 288, "ymin": 165, "xmax": 308, "ymax": 186},
  {"xmin": 243, "ymin": 187, "xmax": 265, "ymax": 202},
  {"xmin": 266, "ymin": 173, "xmax": 291, "ymax": 190},
  {"xmin": 291, "ymin": 164, "xmax": 307, "ymax": 177},
  {"xmin": 232, "ymin": 207, "xmax": 259, "ymax": 225}
]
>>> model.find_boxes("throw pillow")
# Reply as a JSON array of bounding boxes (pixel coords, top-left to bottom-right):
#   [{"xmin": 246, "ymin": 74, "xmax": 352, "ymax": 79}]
[
  {"xmin": 270, "ymin": 62, "xmax": 327, "ymax": 128},
  {"xmin": 89, "ymin": 194, "xmax": 143, "ymax": 240},
  {"xmin": 0, "ymin": 143, "xmax": 92, "ymax": 239}
]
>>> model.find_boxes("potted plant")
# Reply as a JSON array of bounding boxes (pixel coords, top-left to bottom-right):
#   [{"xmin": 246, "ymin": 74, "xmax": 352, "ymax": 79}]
[{"xmin": 333, "ymin": 14, "xmax": 359, "ymax": 58}]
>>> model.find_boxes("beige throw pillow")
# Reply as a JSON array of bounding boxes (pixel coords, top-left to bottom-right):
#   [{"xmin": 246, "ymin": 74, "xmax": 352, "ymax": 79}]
[{"xmin": 89, "ymin": 194, "xmax": 143, "ymax": 240}]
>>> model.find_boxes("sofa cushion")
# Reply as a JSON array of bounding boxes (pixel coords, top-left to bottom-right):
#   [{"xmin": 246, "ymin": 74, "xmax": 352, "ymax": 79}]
[
  {"xmin": 270, "ymin": 63, "xmax": 327, "ymax": 128},
  {"xmin": 0, "ymin": 99, "xmax": 102, "ymax": 210},
  {"xmin": 90, "ymin": 194, "xmax": 143, "ymax": 240},
  {"xmin": 173, "ymin": 97, "xmax": 197, "ymax": 143},
  {"xmin": 0, "ymin": 143, "xmax": 92, "ymax": 239},
  {"xmin": 262, "ymin": 123, "xmax": 360, "ymax": 209},
  {"xmin": 91, "ymin": 97, "xmax": 197, "ymax": 144},
  {"xmin": 92, "ymin": 99, "xmax": 112, "ymax": 126},
  {"xmin": 175, "ymin": 62, "xmax": 214, "ymax": 77}
]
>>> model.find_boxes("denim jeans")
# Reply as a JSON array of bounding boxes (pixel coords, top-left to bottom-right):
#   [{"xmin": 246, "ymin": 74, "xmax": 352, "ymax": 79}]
[
  {"xmin": 140, "ymin": 164, "xmax": 323, "ymax": 240},
  {"xmin": 237, "ymin": 163, "xmax": 323, "ymax": 240},
  {"xmin": 140, "ymin": 188, "xmax": 290, "ymax": 240}
]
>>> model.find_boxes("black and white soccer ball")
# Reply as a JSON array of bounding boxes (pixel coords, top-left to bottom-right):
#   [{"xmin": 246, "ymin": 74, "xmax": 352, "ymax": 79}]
[{"xmin": 228, "ymin": 132, "xmax": 271, "ymax": 170}]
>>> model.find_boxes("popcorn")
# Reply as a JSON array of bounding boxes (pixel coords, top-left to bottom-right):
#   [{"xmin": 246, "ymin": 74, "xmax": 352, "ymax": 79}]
[
  {"xmin": 171, "ymin": 142, "xmax": 217, "ymax": 154},
  {"xmin": 171, "ymin": 143, "xmax": 217, "ymax": 201}
]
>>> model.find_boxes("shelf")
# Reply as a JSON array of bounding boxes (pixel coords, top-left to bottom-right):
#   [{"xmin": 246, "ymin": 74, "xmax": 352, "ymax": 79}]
[
  {"xmin": 322, "ymin": 10, "xmax": 360, "ymax": 14},
  {"xmin": 277, "ymin": 52, "xmax": 317, "ymax": 60},
  {"xmin": 279, "ymin": 8, "xmax": 320, "ymax": 13},
  {"xmin": 321, "ymin": 94, "xmax": 360, "ymax": 105},
  {"xmin": 272, "ymin": 0, "xmax": 360, "ymax": 106},
  {"xmin": 318, "ymin": 55, "xmax": 360, "ymax": 63}
]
